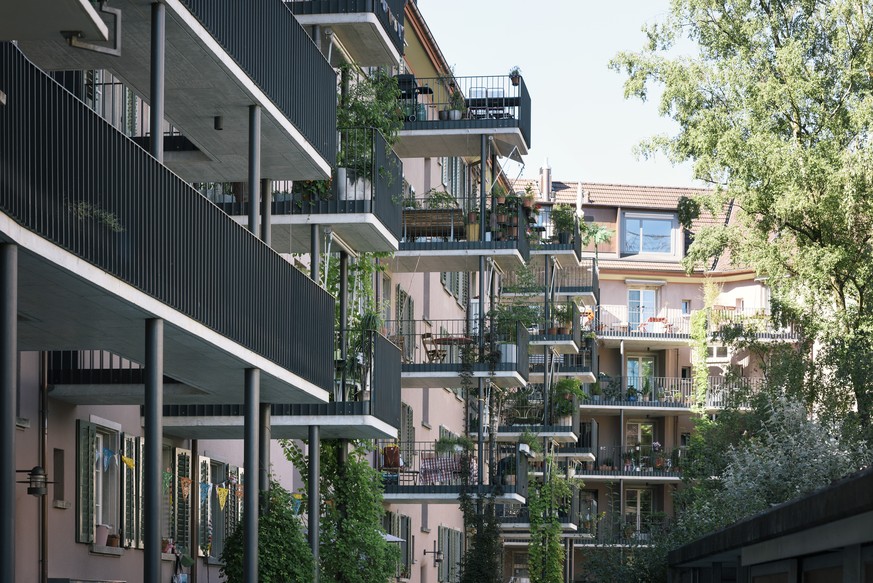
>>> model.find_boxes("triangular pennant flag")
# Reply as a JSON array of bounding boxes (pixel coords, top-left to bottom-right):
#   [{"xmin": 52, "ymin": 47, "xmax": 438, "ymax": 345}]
[
  {"xmin": 200, "ymin": 482, "xmax": 211, "ymax": 504},
  {"xmin": 216, "ymin": 486, "xmax": 229, "ymax": 510},
  {"xmin": 180, "ymin": 476, "xmax": 192, "ymax": 501},
  {"xmin": 236, "ymin": 483, "xmax": 244, "ymax": 500},
  {"xmin": 103, "ymin": 448, "xmax": 114, "ymax": 471},
  {"xmin": 292, "ymin": 493, "xmax": 303, "ymax": 515},
  {"xmin": 121, "ymin": 455, "xmax": 135, "ymax": 470}
]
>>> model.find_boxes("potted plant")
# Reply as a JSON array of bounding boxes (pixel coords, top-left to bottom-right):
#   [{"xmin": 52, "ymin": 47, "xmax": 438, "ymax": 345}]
[
  {"xmin": 508, "ymin": 65, "xmax": 522, "ymax": 86},
  {"xmin": 589, "ymin": 380, "xmax": 603, "ymax": 402},
  {"xmin": 626, "ymin": 385, "xmax": 638, "ymax": 401},
  {"xmin": 642, "ymin": 377, "xmax": 653, "ymax": 401},
  {"xmin": 553, "ymin": 303, "xmax": 573, "ymax": 335},
  {"xmin": 522, "ymin": 184, "xmax": 536, "ymax": 208},
  {"xmin": 550, "ymin": 204, "xmax": 576, "ymax": 244},
  {"xmin": 493, "ymin": 184, "xmax": 507, "ymax": 204},
  {"xmin": 448, "ymin": 87, "xmax": 466, "ymax": 120},
  {"xmin": 424, "ymin": 188, "xmax": 457, "ymax": 209},
  {"xmin": 552, "ymin": 377, "xmax": 584, "ymax": 420},
  {"xmin": 434, "ymin": 434, "xmax": 474, "ymax": 454}
]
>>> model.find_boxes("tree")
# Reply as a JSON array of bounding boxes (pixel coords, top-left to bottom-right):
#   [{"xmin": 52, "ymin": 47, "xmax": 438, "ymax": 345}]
[
  {"xmin": 220, "ymin": 479, "xmax": 313, "ymax": 583},
  {"xmin": 527, "ymin": 457, "xmax": 572, "ymax": 583},
  {"xmin": 611, "ymin": 0, "xmax": 873, "ymax": 426},
  {"xmin": 281, "ymin": 439, "xmax": 399, "ymax": 583}
]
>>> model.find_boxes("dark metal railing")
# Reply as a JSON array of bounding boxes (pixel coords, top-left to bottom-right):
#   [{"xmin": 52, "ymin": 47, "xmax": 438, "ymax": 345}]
[
  {"xmin": 214, "ymin": 128, "xmax": 402, "ymax": 240},
  {"xmin": 589, "ymin": 445, "xmax": 689, "ymax": 475},
  {"xmin": 180, "ymin": 0, "xmax": 337, "ymax": 163},
  {"xmin": 47, "ymin": 350, "xmax": 178, "ymax": 385},
  {"xmin": 0, "ymin": 44, "xmax": 334, "ymax": 391},
  {"xmin": 396, "ymin": 74, "xmax": 532, "ymax": 148},
  {"xmin": 371, "ymin": 332, "xmax": 401, "ymax": 428},
  {"xmin": 287, "ymin": 0, "xmax": 406, "ymax": 53},
  {"xmin": 709, "ymin": 307, "xmax": 799, "ymax": 339},
  {"xmin": 529, "ymin": 350, "xmax": 594, "ymax": 376},
  {"xmin": 596, "ymin": 306, "xmax": 691, "ymax": 338},
  {"xmin": 503, "ymin": 259, "xmax": 598, "ymax": 302}
]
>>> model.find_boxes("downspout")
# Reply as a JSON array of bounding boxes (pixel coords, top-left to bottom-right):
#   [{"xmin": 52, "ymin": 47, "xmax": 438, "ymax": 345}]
[{"xmin": 39, "ymin": 351, "xmax": 48, "ymax": 583}]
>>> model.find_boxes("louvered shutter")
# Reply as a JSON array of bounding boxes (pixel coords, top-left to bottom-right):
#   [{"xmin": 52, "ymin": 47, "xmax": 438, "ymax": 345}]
[
  {"xmin": 198, "ymin": 456, "xmax": 212, "ymax": 557},
  {"xmin": 450, "ymin": 529, "xmax": 463, "ymax": 582},
  {"xmin": 137, "ymin": 437, "xmax": 145, "ymax": 548},
  {"xmin": 438, "ymin": 526, "xmax": 448, "ymax": 582},
  {"xmin": 225, "ymin": 466, "xmax": 241, "ymax": 539},
  {"xmin": 174, "ymin": 448, "xmax": 192, "ymax": 554},
  {"xmin": 122, "ymin": 434, "xmax": 137, "ymax": 548},
  {"xmin": 400, "ymin": 403, "xmax": 415, "ymax": 462},
  {"xmin": 401, "ymin": 515, "xmax": 413, "ymax": 578},
  {"xmin": 76, "ymin": 420, "xmax": 97, "ymax": 543}
]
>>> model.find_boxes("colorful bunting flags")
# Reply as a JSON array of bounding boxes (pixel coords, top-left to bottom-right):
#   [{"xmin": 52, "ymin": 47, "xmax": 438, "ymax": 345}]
[
  {"xmin": 216, "ymin": 486, "xmax": 229, "ymax": 510},
  {"xmin": 179, "ymin": 476, "xmax": 192, "ymax": 501}
]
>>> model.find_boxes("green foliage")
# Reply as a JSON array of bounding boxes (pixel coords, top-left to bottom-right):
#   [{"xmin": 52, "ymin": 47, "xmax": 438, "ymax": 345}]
[
  {"xmin": 458, "ymin": 495, "xmax": 503, "ymax": 583},
  {"xmin": 551, "ymin": 377, "xmax": 585, "ymax": 418},
  {"xmin": 528, "ymin": 458, "xmax": 571, "ymax": 583},
  {"xmin": 550, "ymin": 204, "xmax": 576, "ymax": 234},
  {"xmin": 338, "ymin": 65, "xmax": 401, "ymax": 145},
  {"xmin": 434, "ymin": 434, "xmax": 475, "ymax": 454},
  {"xmin": 279, "ymin": 440, "xmax": 398, "ymax": 583},
  {"xmin": 504, "ymin": 264, "xmax": 541, "ymax": 295},
  {"xmin": 611, "ymin": 0, "xmax": 873, "ymax": 420},
  {"xmin": 220, "ymin": 480, "xmax": 313, "ymax": 583},
  {"xmin": 424, "ymin": 188, "xmax": 458, "ymax": 209}
]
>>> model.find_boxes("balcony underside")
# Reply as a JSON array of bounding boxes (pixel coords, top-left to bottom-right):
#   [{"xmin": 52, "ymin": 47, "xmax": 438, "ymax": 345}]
[
  {"xmin": 529, "ymin": 337, "xmax": 579, "ymax": 355},
  {"xmin": 382, "ymin": 487, "xmax": 524, "ymax": 505},
  {"xmin": 574, "ymin": 471, "xmax": 682, "ymax": 483},
  {"xmin": 393, "ymin": 127, "xmax": 528, "ymax": 159},
  {"xmin": 0, "ymin": 0, "xmax": 108, "ymax": 41},
  {"xmin": 597, "ymin": 335, "xmax": 691, "ymax": 350},
  {"xmin": 160, "ymin": 413, "xmax": 396, "ymax": 440},
  {"xmin": 530, "ymin": 245, "xmax": 579, "ymax": 264},
  {"xmin": 293, "ymin": 13, "xmax": 400, "ymax": 67},
  {"xmin": 554, "ymin": 449, "xmax": 596, "ymax": 462},
  {"xmin": 529, "ymin": 369, "xmax": 596, "ymax": 384},
  {"xmin": 499, "ymin": 521, "xmax": 578, "ymax": 532},
  {"xmin": 579, "ymin": 401, "xmax": 692, "ymax": 414},
  {"xmin": 391, "ymin": 247, "xmax": 525, "ymax": 273},
  {"xmin": 400, "ymin": 368, "xmax": 525, "ymax": 390},
  {"xmin": 230, "ymin": 214, "xmax": 399, "ymax": 254},
  {"xmin": 494, "ymin": 427, "xmax": 578, "ymax": 444},
  {"xmin": 17, "ymin": 0, "xmax": 331, "ymax": 182},
  {"xmin": 6, "ymin": 227, "xmax": 327, "ymax": 404}
]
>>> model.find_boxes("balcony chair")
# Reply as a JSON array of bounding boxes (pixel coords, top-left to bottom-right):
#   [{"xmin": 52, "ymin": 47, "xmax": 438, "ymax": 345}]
[
  {"xmin": 421, "ymin": 333, "xmax": 447, "ymax": 363},
  {"xmin": 395, "ymin": 73, "xmax": 430, "ymax": 121}
]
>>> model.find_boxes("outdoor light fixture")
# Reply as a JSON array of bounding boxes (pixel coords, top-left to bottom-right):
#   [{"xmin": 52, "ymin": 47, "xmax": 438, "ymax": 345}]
[
  {"xmin": 423, "ymin": 540, "xmax": 443, "ymax": 565},
  {"xmin": 16, "ymin": 466, "xmax": 51, "ymax": 497},
  {"xmin": 214, "ymin": 115, "xmax": 223, "ymax": 131}
]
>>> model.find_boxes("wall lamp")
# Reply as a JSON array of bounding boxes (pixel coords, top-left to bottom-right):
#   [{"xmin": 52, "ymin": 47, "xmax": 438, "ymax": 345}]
[
  {"xmin": 16, "ymin": 466, "xmax": 52, "ymax": 497},
  {"xmin": 423, "ymin": 540, "xmax": 443, "ymax": 565}
]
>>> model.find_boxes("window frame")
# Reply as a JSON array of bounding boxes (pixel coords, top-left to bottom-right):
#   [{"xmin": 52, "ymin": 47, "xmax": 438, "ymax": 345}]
[{"xmin": 621, "ymin": 211, "xmax": 679, "ymax": 257}]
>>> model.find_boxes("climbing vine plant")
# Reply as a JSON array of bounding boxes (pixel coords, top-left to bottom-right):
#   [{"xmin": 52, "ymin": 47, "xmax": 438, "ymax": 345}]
[{"xmin": 527, "ymin": 456, "xmax": 572, "ymax": 583}]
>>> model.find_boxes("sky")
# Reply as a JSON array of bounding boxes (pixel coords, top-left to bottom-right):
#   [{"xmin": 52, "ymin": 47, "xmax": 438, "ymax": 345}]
[{"xmin": 418, "ymin": 0, "xmax": 700, "ymax": 188}]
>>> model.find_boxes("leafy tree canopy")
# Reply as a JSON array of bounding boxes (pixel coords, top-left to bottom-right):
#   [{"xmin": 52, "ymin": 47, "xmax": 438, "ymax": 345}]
[{"xmin": 611, "ymin": 0, "xmax": 873, "ymax": 422}]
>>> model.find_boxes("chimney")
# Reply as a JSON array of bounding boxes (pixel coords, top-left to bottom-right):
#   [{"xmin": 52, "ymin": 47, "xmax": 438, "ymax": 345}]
[{"xmin": 539, "ymin": 160, "xmax": 552, "ymax": 200}]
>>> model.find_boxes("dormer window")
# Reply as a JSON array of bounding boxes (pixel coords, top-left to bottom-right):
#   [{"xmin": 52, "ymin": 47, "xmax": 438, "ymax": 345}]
[{"xmin": 621, "ymin": 212, "xmax": 678, "ymax": 256}]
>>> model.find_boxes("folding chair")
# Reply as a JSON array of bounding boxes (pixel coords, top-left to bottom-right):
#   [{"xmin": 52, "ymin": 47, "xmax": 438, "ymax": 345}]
[{"xmin": 421, "ymin": 333, "xmax": 447, "ymax": 363}]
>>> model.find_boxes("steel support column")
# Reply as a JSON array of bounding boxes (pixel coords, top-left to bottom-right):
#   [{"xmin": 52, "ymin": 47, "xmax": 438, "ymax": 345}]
[
  {"xmin": 308, "ymin": 425, "xmax": 320, "ymax": 583},
  {"xmin": 259, "ymin": 402, "xmax": 271, "ymax": 509},
  {"xmin": 244, "ymin": 369, "xmax": 260, "ymax": 582},
  {"xmin": 144, "ymin": 318, "xmax": 164, "ymax": 583},
  {"xmin": 260, "ymin": 178, "xmax": 272, "ymax": 246},
  {"xmin": 339, "ymin": 251, "xmax": 348, "ymax": 399},
  {"xmin": 0, "ymin": 245, "xmax": 17, "ymax": 582},
  {"xmin": 248, "ymin": 105, "xmax": 261, "ymax": 235},
  {"xmin": 149, "ymin": 2, "xmax": 165, "ymax": 162}
]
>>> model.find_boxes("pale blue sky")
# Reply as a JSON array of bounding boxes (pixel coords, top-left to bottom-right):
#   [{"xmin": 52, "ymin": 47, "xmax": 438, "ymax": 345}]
[{"xmin": 419, "ymin": 1, "xmax": 700, "ymax": 187}]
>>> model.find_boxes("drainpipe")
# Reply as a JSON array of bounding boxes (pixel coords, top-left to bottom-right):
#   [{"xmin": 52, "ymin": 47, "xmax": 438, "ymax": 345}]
[{"xmin": 39, "ymin": 352, "xmax": 47, "ymax": 583}]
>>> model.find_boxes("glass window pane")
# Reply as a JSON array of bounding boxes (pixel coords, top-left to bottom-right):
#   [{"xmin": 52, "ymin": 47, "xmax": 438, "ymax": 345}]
[
  {"xmin": 641, "ymin": 219, "xmax": 672, "ymax": 253},
  {"xmin": 623, "ymin": 218, "xmax": 641, "ymax": 252}
]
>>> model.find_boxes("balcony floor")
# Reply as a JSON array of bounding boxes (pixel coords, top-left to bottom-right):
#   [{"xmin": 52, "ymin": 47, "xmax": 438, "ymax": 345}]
[
  {"xmin": 17, "ymin": 0, "xmax": 331, "ymax": 182},
  {"xmin": 4, "ymin": 221, "xmax": 327, "ymax": 405}
]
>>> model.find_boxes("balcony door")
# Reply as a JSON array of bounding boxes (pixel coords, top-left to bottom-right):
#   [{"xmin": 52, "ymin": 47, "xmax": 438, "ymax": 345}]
[
  {"xmin": 628, "ymin": 289, "xmax": 657, "ymax": 331},
  {"xmin": 624, "ymin": 488, "xmax": 653, "ymax": 536},
  {"xmin": 626, "ymin": 356, "xmax": 655, "ymax": 395},
  {"xmin": 626, "ymin": 421, "xmax": 654, "ymax": 460}
]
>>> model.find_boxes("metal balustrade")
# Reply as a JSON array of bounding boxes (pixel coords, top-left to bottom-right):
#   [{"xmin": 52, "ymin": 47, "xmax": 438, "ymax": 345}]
[
  {"xmin": 0, "ymin": 43, "xmax": 335, "ymax": 390},
  {"xmin": 587, "ymin": 445, "xmax": 689, "ymax": 476},
  {"xmin": 502, "ymin": 259, "xmax": 599, "ymax": 304},
  {"xmin": 287, "ymin": 0, "xmax": 406, "ymax": 53},
  {"xmin": 529, "ymin": 349, "xmax": 595, "ymax": 376},
  {"xmin": 180, "ymin": 0, "xmax": 337, "ymax": 164},
  {"xmin": 212, "ymin": 128, "xmax": 403, "ymax": 240},
  {"xmin": 397, "ymin": 74, "xmax": 532, "ymax": 148},
  {"xmin": 710, "ymin": 307, "xmax": 799, "ymax": 339},
  {"xmin": 596, "ymin": 305, "xmax": 691, "ymax": 338}
]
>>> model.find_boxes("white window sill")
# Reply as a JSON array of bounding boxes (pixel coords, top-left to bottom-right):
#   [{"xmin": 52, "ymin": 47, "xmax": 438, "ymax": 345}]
[{"xmin": 90, "ymin": 544, "xmax": 124, "ymax": 556}]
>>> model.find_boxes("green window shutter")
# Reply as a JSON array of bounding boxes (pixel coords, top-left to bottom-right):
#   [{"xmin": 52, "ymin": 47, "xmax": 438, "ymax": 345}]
[
  {"xmin": 401, "ymin": 515, "xmax": 413, "ymax": 578},
  {"xmin": 122, "ymin": 434, "xmax": 137, "ymax": 548},
  {"xmin": 174, "ymin": 448, "xmax": 192, "ymax": 554},
  {"xmin": 137, "ymin": 437, "xmax": 144, "ymax": 549},
  {"xmin": 400, "ymin": 402, "xmax": 415, "ymax": 461},
  {"xmin": 76, "ymin": 419, "xmax": 96, "ymax": 544},
  {"xmin": 198, "ymin": 457, "xmax": 212, "ymax": 557},
  {"xmin": 450, "ymin": 529, "xmax": 463, "ymax": 582},
  {"xmin": 225, "ymin": 466, "xmax": 240, "ymax": 539},
  {"xmin": 438, "ymin": 526, "xmax": 448, "ymax": 582}
]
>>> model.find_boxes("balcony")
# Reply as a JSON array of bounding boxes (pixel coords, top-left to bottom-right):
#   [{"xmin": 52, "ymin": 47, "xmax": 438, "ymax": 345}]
[
  {"xmin": 392, "ymin": 74, "xmax": 531, "ymax": 159},
  {"xmin": 529, "ymin": 348, "xmax": 596, "ymax": 385},
  {"xmin": 16, "ymin": 0, "xmax": 336, "ymax": 181},
  {"xmin": 376, "ymin": 441, "xmax": 527, "ymax": 504},
  {"xmin": 213, "ymin": 128, "xmax": 402, "ymax": 253},
  {"xmin": 495, "ymin": 384, "xmax": 579, "ymax": 444},
  {"xmin": 387, "ymin": 319, "xmax": 529, "ymax": 389},
  {"xmin": 710, "ymin": 307, "xmax": 799, "ymax": 340},
  {"xmin": 529, "ymin": 303, "xmax": 584, "ymax": 354},
  {"xmin": 576, "ymin": 445, "xmax": 689, "ymax": 482},
  {"xmin": 594, "ymin": 306, "xmax": 691, "ymax": 348},
  {"xmin": 0, "ymin": 43, "xmax": 333, "ymax": 402},
  {"xmin": 497, "ymin": 496, "xmax": 581, "ymax": 532},
  {"xmin": 288, "ymin": 0, "xmax": 405, "ymax": 66},
  {"xmin": 161, "ymin": 330, "xmax": 401, "ymax": 439},
  {"xmin": 502, "ymin": 259, "xmax": 599, "ymax": 307},
  {"xmin": 528, "ymin": 213, "xmax": 583, "ymax": 265},
  {"xmin": 584, "ymin": 375, "xmax": 763, "ymax": 410},
  {"xmin": 392, "ymin": 199, "xmax": 530, "ymax": 273}
]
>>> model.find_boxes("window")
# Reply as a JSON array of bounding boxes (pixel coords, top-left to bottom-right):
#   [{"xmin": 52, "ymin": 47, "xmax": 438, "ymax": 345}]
[
  {"xmin": 707, "ymin": 345, "xmax": 730, "ymax": 360},
  {"xmin": 384, "ymin": 512, "xmax": 414, "ymax": 579},
  {"xmin": 681, "ymin": 300, "xmax": 691, "ymax": 315},
  {"xmin": 624, "ymin": 489, "xmax": 653, "ymax": 536},
  {"xmin": 622, "ymin": 212, "xmax": 676, "ymax": 255},
  {"xmin": 53, "ymin": 448, "xmax": 65, "ymax": 503},
  {"xmin": 198, "ymin": 457, "xmax": 243, "ymax": 560},
  {"xmin": 438, "ymin": 525, "xmax": 463, "ymax": 582},
  {"xmin": 77, "ymin": 418, "xmax": 124, "ymax": 546},
  {"xmin": 628, "ymin": 288, "xmax": 657, "ymax": 330},
  {"xmin": 440, "ymin": 272, "xmax": 468, "ymax": 306}
]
